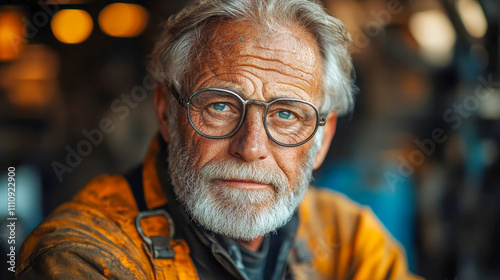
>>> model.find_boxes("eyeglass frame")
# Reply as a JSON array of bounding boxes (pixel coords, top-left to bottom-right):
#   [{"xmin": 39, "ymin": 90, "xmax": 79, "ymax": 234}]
[{"xmin": 170, "ymin": 86, "xmax": 327, "ymax": 147}]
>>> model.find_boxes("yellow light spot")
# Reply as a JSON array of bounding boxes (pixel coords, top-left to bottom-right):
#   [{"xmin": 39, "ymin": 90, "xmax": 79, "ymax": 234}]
[
  {"xmin": 456, "ymin": 0, "xmax": 488, "ymax": 38},
  {"xmin": 0, "ymin": 8, "xmax": 26, "ymax": 61},
  {"xmin": 51, "ymin": 9, "xmax": 93, "ymax": 44},
  {"xmin": 409, "ymin": 9, "xmax": 456, "ymax": 67},
  {"xmin": 0, "ymin": 44, "xmax": 60, "ymax": 110},
  {"xmin": 99, "ymin": 3, "xmax": 149, "ymax": 38}
]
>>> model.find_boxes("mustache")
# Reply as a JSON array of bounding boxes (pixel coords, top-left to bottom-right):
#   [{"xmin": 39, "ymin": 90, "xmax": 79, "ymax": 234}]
[{"xmin": 199, "ymin": 159, "xmax": 289, "ymax": 192}]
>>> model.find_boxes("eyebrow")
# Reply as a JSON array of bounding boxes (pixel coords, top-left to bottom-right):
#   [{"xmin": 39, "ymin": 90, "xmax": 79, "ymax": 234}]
[{"xmin": 217, "ymin": 86, "xmax": 302, "ymax": 102}]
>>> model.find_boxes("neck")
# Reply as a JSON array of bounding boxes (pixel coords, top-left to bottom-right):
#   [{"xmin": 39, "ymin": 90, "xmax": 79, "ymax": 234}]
[{"xmin": 238, "ymin": 236, "xmax": 264, "ymax": 251}]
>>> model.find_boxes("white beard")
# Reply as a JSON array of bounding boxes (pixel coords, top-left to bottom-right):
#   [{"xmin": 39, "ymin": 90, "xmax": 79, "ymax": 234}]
[{"xmin": 167, "ymin": 115, "xmax": 322, "ymax": 240}]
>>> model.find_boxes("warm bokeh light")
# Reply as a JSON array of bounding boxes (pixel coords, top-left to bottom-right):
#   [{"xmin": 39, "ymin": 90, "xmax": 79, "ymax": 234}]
[
  {"xmin": 409, "ymin": 9, "xmax": 457, "ymax": 67},
  {"xmin": 99, "ymin": 3, "xmax": 149, "ymax": 38},
  {"xmin": 51, "ymin": 9, "xmax": 93, "ymax": 44},
  {"xmin": 0, "ymin": 44, "xmax": 60, "ymax": 110},
  {"xmin": 456, "ymin": 0, "xmax": 488, "ymax": 38},
  {"xmin": 0, "ymin": 8, "xmax": 26, "ymax": 61}
]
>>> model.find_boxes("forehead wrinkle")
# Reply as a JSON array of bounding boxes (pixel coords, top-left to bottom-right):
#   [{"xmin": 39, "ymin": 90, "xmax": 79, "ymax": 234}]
[
  {"xmin": 227, "ymin": 63, "xmax": 315, "ymax": 90},
  {"xmin": 227, "ymin": 69, "xmax": 312, "ymax": 101},
  {"xmin": 252, "ymin": 44, "xmax": 298, "ymax": 55},
  {"xmin": 199, "ymin": 48, "xmax": 317, "ymax": 81},
  {"xmin": 270, "ymin": 81, "xmax": 314, "ymax": 99},
  {"xmin": 198, "ymin": 37, "xmax": 318, "ymax": 73},
  {"xmin": 250, "ymin": 45, "xmax": 318, "ymax": 70},
  {"xmin": 189, "ymin": 66, "xmax": 262, "ymax": 97},
  {"xmin": 193, "ymin": 57, "xmax": 316, "ymax": 91},
  {"xmin": 236, "ymin": 55, "xmax": 316, "ymax": 81},
  {"xmin": 191, "ymin": 65, "xmax": 313, "ymax": 101},
  {"xmin": 190, "ymin": 66, "xmax": 260, "ymax": 90}
]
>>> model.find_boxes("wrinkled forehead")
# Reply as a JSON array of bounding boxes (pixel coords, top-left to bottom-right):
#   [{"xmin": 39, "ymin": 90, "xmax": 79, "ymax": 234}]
[
  {"xmin": 189, "ymin": 19, "xmax": 323, "ymax": 94},
  {"xmin": 199, "ymin": 20, "xmax": 317, "ymax": 57}
]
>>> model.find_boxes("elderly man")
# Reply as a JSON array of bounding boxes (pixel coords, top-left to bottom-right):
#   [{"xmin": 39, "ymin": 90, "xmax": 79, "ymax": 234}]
[{"xmin": 16, "ymin": 0, "xmax": 420, "ymax": 279}]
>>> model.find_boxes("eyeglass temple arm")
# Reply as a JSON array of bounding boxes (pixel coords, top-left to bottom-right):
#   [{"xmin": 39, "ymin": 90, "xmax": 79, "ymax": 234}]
[
  {"xmin": 169, "ymin": 85, "xmax": 188, "ymax": 108},
  {"xmin": 318, "ymin": 117, "xmax": 327, "ymax": 126}
]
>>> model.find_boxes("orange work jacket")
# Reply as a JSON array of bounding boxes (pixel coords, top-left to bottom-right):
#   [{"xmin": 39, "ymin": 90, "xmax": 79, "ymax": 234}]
[{"xmin": 15, "ymin": 137, "xmax": 422, "ymax": 280}]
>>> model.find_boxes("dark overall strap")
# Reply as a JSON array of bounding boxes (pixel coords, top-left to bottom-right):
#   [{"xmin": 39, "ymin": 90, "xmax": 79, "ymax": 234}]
[
  {"xmin": 124, "ymin": 165, "xmax": 148, "ymax": 212},
  {"xmin": 124, "ymin": 165, "xmax": 177, "ymax": 261}
]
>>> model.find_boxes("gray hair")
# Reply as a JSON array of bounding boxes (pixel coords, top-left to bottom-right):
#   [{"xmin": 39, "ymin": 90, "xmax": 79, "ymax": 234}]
[{"xmin": 150, "ymin": 0, "xmax": 355, "ymax": 115}]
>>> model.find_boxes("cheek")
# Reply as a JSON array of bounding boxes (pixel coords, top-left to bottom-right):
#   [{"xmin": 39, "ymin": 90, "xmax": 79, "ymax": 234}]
[
  {"xmin": 273, "ymin": 143, "xmax": 312, "ymax": 185},
  {"xmin": 179, "ymin": 116, "xmax": 230, "ymax": 168}
]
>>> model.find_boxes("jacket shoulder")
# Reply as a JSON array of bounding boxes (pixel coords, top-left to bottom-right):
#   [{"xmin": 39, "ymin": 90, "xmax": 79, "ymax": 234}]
[
  {"xmin": 299, "ymin": 187, "xmax": 365, "ymax": 244},
  {"xmin": 73, "ymin": 174, "xmax": 138, "ymax": 216},
  {"xmin": 305, "ymin": 187, "xmax": 363, "ymax": 216},
  {"xmin": 16, "ymin": 174, "xmax": 150, "ymax": 279},
  {"xmin": 299, "ymin": 187, "xmax": 421, "ymax": 279}
]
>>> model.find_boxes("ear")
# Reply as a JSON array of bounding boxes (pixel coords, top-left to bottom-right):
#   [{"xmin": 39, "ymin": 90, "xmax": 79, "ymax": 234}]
[
  {"xmin": 313, "ymin": 112, "xmax": 338, "ymax": 170},
  {"xmin": 154, "ymin": 85, "xmax": 170, "ymax": 143}
]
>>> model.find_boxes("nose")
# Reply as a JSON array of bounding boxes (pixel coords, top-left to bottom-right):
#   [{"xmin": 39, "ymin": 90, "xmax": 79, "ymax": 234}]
[{"xmin": 228, "ymin": 106, "xmax": 270, "ymax": 162}]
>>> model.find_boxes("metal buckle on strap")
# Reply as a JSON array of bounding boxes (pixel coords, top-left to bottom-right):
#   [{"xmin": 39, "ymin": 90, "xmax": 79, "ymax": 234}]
[{"xmin": 135, "ymin": 209, "xmax": 176, "ymax": 259}]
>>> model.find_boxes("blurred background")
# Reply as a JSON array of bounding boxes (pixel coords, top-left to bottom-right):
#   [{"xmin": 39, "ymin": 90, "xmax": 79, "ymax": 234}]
[{"xmin": 0, "ymin": 0, "xmax": 499, "ymax": 279}]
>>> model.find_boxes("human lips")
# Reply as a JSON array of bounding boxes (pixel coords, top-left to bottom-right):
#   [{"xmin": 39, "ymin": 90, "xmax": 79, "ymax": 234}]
[{"xmin": 213, "ymin": 179, "xmax": 272, "ymax": 190}]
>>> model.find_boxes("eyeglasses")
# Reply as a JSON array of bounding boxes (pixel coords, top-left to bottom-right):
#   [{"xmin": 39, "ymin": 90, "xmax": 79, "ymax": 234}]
[{"xmin": 171, "ymin": 87, "xmax": 326, "ymax": 147}]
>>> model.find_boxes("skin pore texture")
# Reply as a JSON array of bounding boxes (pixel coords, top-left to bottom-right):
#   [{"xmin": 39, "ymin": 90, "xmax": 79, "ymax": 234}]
[{"xmin": 155, "ymin": 20, "xmax": 338, "ymax": 251}]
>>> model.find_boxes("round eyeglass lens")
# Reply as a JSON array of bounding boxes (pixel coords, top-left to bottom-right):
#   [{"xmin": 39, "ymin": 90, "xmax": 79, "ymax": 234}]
[
  {"xmin": 188, "ymin": 89, "xmax": 243, "ymax": 137},
  {"xmin": 266, "ymin": 100, "xmax": 318, "ymax": 145}
]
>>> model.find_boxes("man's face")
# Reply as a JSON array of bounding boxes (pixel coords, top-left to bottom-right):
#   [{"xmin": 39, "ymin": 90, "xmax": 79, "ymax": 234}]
[{"xmin": 167, "ymin": 20, "xmax": 324, "ymax": 240}]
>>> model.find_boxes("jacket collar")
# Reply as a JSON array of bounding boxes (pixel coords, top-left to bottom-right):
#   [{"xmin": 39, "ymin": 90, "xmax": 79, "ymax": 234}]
[{"xmin": 141, "ymin": 134, "xmax": 168, "ymax": 210}]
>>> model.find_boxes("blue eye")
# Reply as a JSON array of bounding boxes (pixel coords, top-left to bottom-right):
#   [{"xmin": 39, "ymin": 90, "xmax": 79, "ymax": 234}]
[
  {"xmin": 212, "ymin": 103, "xmax": 228, "ymax": 111},
  {"xmin": 278, "ymin": 111, "xmax": 293, "ymax": 119}
]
